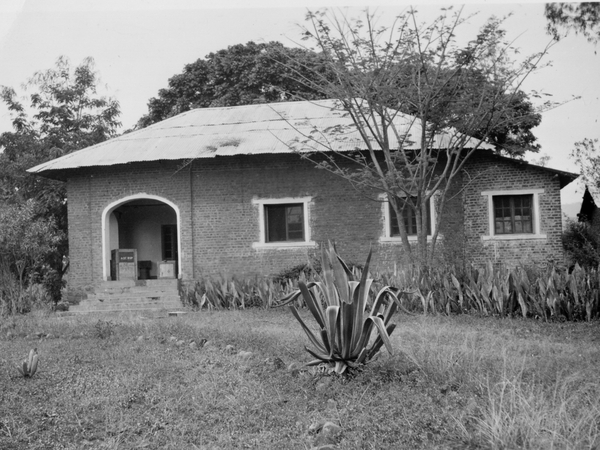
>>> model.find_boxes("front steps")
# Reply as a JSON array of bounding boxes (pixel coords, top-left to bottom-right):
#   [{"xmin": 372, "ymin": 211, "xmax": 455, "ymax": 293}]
[{"xmin": 65, "ymin": 279, "xmax": 183, "ymax": 314}]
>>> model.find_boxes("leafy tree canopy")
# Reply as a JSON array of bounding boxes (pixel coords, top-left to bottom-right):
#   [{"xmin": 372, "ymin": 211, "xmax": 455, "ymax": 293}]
[
  {"xmin": 545, "ymin": 2, "xmax": 600, "ymax": 44},
  {"xmin": 136, "ymin": 41, "xmax": 333, "ymax": 128},
  {"xmin": 0, "ymin": 56, "xmax": 121, "ymax": 302},
  {"xmin": 385, "ymin": 62, "xmax": 541, "ymax": 156},
  {"xmin": 0, "ymin": 56, "xmax": 121, "ymax": 207},
  {"xmin": 140, "ymin": 38, "xmax": 540, "ymax": 156},
  {"xmin": 276, "ymin": 8, "xmax": 552, "ymax": 265}
]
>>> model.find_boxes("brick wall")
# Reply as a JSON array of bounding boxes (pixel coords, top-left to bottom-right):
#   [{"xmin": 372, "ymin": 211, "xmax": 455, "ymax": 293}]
[
  {"xmin": 188, "ymin": 155, "xmax": 381, "ymax": 276},
  {"xmin": 461, "ymin": 153, "xmax": 565, "ymax": 267},
  {"xmin": 65, "ymin": 152, "xmax": 566, "ymax": 289}
]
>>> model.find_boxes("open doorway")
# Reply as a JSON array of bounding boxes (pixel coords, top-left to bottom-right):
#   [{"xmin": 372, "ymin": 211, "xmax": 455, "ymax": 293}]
[{"xmin": 102, "ymin": 195, "xmax": 181, "ymax": 281}]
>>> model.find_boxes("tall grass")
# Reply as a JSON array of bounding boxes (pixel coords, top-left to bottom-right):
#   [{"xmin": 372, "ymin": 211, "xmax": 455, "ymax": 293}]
[
  {"xmin": 391, "ymin": 316, "xmax": 600, "ymax": 449},
  {"xmin": 475, "ymin": 361, "xmax": 600, "ymax": 449}
]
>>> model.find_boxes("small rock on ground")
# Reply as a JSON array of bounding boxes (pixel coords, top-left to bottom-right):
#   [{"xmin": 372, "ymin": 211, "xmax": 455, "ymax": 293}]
[
  {"xmin": 309, "ymin": 419, "xmax": 327, "ymax": 433},
  {"xmin": 312, "ymin": 421, "xmax": 342, "ymax": 447},
  {"xmin": 264, "ymin": 357, "xmax": 285, "ymax": 370},
  {"xmin": 288, "ymin": 362, "xmax": 301, "ymax": 377},
  {"xmin": 237, "ymin": 351, "xmax": 253, "ymax": 360},
  {"xmin": 322, "ymin": 422, "xmax": 342, "ymax": 437},
  {"xmin": 315, "ymin": 377, "xmax": 332, "ymax": 391}
]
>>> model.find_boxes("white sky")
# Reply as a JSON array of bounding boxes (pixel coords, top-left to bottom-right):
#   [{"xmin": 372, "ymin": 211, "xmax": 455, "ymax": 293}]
[{"xmin": 0, "ymin": 0, "xmax": 598, "ymax": 206}]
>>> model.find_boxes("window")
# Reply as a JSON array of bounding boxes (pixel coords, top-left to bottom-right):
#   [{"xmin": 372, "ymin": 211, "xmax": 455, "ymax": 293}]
[
  {"xmin": 265, "ymin": 204, "xmax": 304, "ymax": 242},
  {"xmin": 481, "ymin": 189, "xmax": 545, "ymax": 240},
  {"xmin": 493, "ymin": 195, "xmax": 533, "ymax": 234},
  {"xmin": 380, "ymin": 194, "xmax": 436, "ymax": 242},
  {"xmin": 252, "ymin": 197, "xmax": 315, "ymax": 248},
  {"xmin": 161, "ymin": 224, "xmax": 178, "ymax": 260},
  {"xmin": 389, "ymin": 198, "xmax": 432, "ymax": 236}
]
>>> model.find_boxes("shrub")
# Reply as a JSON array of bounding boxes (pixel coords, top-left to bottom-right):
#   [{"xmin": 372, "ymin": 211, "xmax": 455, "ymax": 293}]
[
  {"xmin": 562, "ymin": 220, "xmax": 600, "ymax": 267},
  {"xmin": 377, "ymin": 262, "xmax": 600, "ymax": 322},
  {"xmin": 272, "ymin": 261, "xmax": 320, "ymax": 284},
  {"xmin": 180, "ymin": 275, "xmax": 301, "ymax": 310},
  {"xmin": 0, "ymin": 200, "xmax": 64, "ymax": 314}
]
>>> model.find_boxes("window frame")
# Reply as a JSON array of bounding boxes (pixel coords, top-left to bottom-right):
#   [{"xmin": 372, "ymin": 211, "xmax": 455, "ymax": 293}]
[
  {"xmin": 481, "ymin": 189, "xmax": 546, "ymax": 240},
  {"xmin": 252, "ymin": 197, "xmax": 316, "ymax": 248},
  {"xmin": 265, "ymin": 203, "xmax": 305, "ymax": 243},
  {"xmin": 380, "ymin": 193, "xmax": 437, "ymax": 243}
]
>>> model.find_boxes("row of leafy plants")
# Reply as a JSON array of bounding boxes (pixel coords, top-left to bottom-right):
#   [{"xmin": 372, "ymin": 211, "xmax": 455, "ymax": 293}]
[
  {"xmin": 181, "ymin": 261, "xmax": 600, "ymax": 322},
  {"xmin": 381, "ymin": 261, "xmax": 600, "ymax": 322}
]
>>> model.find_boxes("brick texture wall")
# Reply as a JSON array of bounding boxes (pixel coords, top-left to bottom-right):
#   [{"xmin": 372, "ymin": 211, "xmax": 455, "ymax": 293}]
[
  {"xmin": 65, "ymin": 152, "xmax": 566, "ymax": 289},
  {"xmin": 461, "ymin": 153, "xmax": 565, "ymax": 267}
]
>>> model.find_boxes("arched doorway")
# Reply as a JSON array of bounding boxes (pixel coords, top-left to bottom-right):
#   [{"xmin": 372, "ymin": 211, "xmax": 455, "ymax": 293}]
[{"xmin": 102, "ymin": 194, "xmax": 181, "ymax": 281}]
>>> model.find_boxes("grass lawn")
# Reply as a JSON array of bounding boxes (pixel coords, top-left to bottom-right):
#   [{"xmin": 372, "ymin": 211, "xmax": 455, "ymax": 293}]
[{"xmin": 1, "ymin": 308, "xmax": 599, "ymax": 449}]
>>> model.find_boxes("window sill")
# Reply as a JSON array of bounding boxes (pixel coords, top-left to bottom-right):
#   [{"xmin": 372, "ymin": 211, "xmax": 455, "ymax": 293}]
[
  {"xmin": 482, "ymin": 234, "xmax": 547, "ymax": 241},
  {"xmin": 380, "ymin": 236, "xmax": 436, "ymax": 243},
  {"xmin": 252, "ymin": 241, "xmax": 317, "ymax": 249}
]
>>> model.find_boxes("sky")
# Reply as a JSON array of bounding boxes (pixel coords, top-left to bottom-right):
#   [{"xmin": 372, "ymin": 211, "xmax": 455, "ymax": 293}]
[{"xmin": 0, "ymin": 0, "xmax": 598, "ymax": 208}]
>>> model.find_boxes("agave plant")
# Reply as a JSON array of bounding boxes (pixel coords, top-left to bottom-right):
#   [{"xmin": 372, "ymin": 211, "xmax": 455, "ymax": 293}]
[
  {"xmin": 280, "ymin": 242, "xmax": 399, "ymax": 374},
  {"xmin": 17, "ymin": 348, "xmax": 39, "ymax": 378}
]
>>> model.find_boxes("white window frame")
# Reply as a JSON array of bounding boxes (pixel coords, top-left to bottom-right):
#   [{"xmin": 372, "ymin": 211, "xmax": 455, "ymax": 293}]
[
  {"xmin": 379, "ymin": 193, "xmax": 437, "ymax": 243},
  {"xmin": 481, "ymin": 189, "xmax": 546, "ymax": 240},
  {"xmin": 251, "ymin": 196, "xmax": 316, "ymax": 248}
]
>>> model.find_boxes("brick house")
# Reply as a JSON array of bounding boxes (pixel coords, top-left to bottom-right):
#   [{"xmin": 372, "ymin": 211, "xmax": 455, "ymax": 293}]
[{"xmin": 29, "ymin": 99, "xmax": 577, "ymax": 293}]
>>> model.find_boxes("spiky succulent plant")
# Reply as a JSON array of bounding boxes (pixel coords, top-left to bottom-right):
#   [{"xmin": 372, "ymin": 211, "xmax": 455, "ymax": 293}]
[
  {"xmin": 17, "ymin": 348, "xmax": 39, "ymax": 378},
  {"xmin": 281, "ymin": 242, "xmax": 399, "ymax": 374}
]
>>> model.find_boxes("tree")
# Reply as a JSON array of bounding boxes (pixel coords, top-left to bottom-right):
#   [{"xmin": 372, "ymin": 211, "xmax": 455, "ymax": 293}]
[
  {"xmin": 136, "ymin": 41, "xmax": 333, "ymax": 127},
  {"xmin": 274, "ymin": 8, "xmax": 552, "ymax": 266},
  {"xmin": 0, "ymin": 56, "xmax": 121, "ymax": 302},
  {"xmin": 0, "ymin": 201, "xmax": 63, "ymax": 314},
  {"xmin": 545, "ymin": 3, "xmax": 600, "ymax": 44}
]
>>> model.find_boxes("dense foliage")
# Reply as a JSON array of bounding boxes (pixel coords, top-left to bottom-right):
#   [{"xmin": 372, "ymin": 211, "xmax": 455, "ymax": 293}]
[
  {"xmin": 563, "ymin": 220, "xmax": 600, "ymax": 268},
  {"xmin": 0, "ymin": 56, "xmax": 121, "ymax": 307},
  {"xmin": 0, "ymin": 201, "xmax": 63, "ymax": 315},
  {"xmin": 181, "ymin": 259, "xmax": 600, "ymax": 322},
  {"xmin": 545, "ymin": 2, "xmax": 600, "ymax": 43}
]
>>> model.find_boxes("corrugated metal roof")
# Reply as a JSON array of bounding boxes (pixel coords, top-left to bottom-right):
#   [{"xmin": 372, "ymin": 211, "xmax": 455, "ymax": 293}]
[{"xmin": 28, "ymin": 99, "xmax": 494, "ymax": 176}]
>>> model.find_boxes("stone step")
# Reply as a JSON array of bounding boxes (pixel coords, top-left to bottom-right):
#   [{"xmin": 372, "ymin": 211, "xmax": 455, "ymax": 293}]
[
  {"xmin": 58, "ymin": 306, "xmax": 181, "ymax": 316},
  {"xmin": 66, "ymin": 280, "xmax": 183, "ymax": 314},
  {"xmin": 98, "ymin": 279, "xmax": 178, "ymax": 288},
  {"xmin": 90, "ymin": 292, "xmax": 180, "ymax": 301},
  {"xmin": 69, "ymin": 301, "xmax": 182, "ymax": 312},
  {"xmin": 92, "ymin": 290, "xmax": 179, "ymax": 299},
  {"xmin": 77, "ymin": 294, "xmax": 181, "ymax": 304},
  {"xmin": 96, "ymin": 286, "xmax": 178, "ymax": 295}
]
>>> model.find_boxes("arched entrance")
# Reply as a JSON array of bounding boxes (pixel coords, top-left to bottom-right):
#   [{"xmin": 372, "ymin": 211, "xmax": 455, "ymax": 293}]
[{"xmin": 102, "ymin": 194, "xmax": 181, "ymax": 281}]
